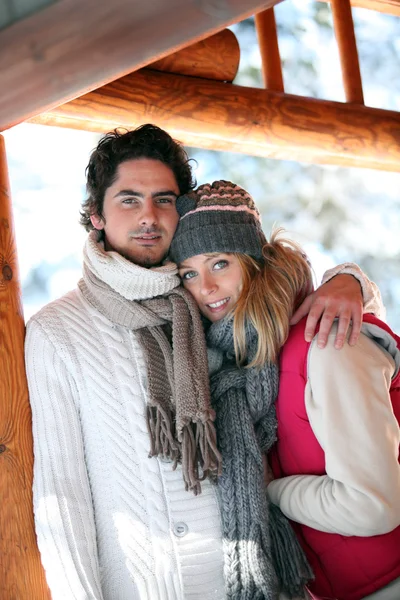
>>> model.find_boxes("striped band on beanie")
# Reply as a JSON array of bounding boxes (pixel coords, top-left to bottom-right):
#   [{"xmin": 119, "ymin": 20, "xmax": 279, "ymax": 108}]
[{"xmin": 169, "ymin": 180, "xmax": 266, "ymax": 264}]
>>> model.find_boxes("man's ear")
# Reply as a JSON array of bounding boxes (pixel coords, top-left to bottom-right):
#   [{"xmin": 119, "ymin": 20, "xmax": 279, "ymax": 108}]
[{"xmin": 90, "ymin": 214, "xmax": 104, "ymax": 230}]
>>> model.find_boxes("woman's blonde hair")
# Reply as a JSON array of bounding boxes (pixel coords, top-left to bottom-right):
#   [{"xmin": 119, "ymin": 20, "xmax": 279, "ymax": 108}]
[{"xmin": 232, "ymin": 228, "xmax": 314, "ymax": 367}]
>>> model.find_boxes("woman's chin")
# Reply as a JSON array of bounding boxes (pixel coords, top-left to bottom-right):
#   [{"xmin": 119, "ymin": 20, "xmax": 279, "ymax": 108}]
[{"xmin": 202, "ymin": 308, "xmax": 228, "ymax": 323}]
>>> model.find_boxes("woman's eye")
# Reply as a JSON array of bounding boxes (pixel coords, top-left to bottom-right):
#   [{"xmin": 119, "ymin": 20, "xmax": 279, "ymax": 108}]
[
  {"xmin": 213, "ymin": 260, "xmax": 228, "ymax": 271},
  {"xmin": 182, "ymin": 271, "xmax": 197, "ymax": 281}
]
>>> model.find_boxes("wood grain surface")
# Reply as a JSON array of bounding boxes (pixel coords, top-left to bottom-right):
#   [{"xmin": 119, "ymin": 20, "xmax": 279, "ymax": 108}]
[
  {"xmin": 0, "ymin": 0, "xmax": 279, "ymax": 131},
  {"xmin": 255, "ymin": 8, "xmax": 284, "ymax": 92},
  {"xmin": 318, "ymin": 0, "xmax": 400, "ymax": 15},
  {"xmin": 331, "ymin": 0, "xmax": 364, "ymax": 104},
  {"xmin": 0, "ymin": 136, "xmax": 51, "ymax": 599},
  {"xmin": 149, "ymin": 29, "xmax": 240, "ymax": 82},
  {"xmin": 31, "ymin": 69, "xmax": 400, "ymax": 172}
]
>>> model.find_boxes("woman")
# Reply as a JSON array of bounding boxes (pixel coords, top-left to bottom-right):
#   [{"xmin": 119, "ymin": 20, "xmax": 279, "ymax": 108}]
[{"xmin": 169, "ymin": 180, "xmax": 400, "ymax": 600}]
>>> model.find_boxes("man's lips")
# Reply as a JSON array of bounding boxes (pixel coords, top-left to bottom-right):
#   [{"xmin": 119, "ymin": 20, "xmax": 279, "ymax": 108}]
[{"xmin": 132, "ymin": 234, "xmax": 162, "ymax": 245}]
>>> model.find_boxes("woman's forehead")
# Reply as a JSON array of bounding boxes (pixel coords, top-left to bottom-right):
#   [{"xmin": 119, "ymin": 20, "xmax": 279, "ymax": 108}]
[{"xmin": 179, "ymin": 252, "xmax": 235, "ymax": 268}]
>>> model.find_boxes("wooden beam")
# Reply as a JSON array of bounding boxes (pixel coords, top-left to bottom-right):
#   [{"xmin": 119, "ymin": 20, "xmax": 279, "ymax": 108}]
[
  {"xmin": 331, "ymin": 0, "xmax": 364, "ymax": 104},
  {"xmin": 255, "ymin": 8, "xmax": 284, "ymax": 92},
  {"xmin": 350, "ymin": 0, "xmax": 400, "ymax": 12},
  {"xmin": 148, "ymin": 29, "xmax": 240, "ymax": 82},
  {"xmin": 0, "ymin": 136, "xmax": 51, "ymax": 598},
  {"xmin": 318, "ymin": 0, "xmax": 400, "ymax": 17},
  {"xmin": 31, "ymin": 69, "xmax": 400, "ymax": 172},
  {"xmin": 0, "ymin": 0, "xmax": 281, "ymax": 132}
]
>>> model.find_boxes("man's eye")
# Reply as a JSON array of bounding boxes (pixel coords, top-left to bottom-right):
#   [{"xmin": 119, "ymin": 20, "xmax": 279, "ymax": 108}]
[
  {"xmin": 122, "ymin": 198, "xmax": 136, "ymax": 204},
  {"xmin": 157, "ymin": 198, "xmax": 173, "ymax": 204},
  {"xmin": 213, "ymin": 260, "xmax": 228, "ymax": 270},
  {"xmin": 182, "ymin": 271, "xmax": 197, "ymax": 281}
]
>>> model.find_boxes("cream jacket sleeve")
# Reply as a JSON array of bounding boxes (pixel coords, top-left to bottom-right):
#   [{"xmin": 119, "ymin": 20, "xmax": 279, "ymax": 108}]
[
  {"xmin": 321, "ymin": 263, "xmax": 385, "ymax": 319},
  {"xmin": 25, "ymin": 319, "xmax": 105, "ymax": 600},
  {"xmin": 267, "ymin": 324, "xmax": 400, "ymax": 537}
]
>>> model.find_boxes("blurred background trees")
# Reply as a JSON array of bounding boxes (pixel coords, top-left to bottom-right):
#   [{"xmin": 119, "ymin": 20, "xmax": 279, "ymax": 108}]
[{"xmin": 4, "ymin": 0, "xmax": 400, "ymax": 327}]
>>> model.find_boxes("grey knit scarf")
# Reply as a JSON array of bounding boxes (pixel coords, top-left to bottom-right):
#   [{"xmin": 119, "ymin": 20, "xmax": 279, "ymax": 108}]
[
  {"xmin": 207, "ymin": 316, "xmax": 313, "ymax": 599},
  {"xmin": 79, "ymin": 262, "xmax": 222, "ymax": 494}
]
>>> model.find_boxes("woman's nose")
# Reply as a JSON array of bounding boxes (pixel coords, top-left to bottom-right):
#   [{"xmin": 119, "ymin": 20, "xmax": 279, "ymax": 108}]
[{"xmin": 200, "ymin": 274, "xmax": 217, "ymax": 296}]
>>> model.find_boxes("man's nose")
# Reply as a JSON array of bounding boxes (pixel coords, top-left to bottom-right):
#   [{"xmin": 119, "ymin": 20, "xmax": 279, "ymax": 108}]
[{"xmin": 139, "ymin": 200, "xmax": 158, "ymax": 227}]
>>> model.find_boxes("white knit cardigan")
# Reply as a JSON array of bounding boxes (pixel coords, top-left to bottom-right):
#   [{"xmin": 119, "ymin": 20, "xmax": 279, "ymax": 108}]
[
  {"xmin": 25, "ymin": 235, "xmax": 225, "ymax": 600},
  {"xmin": 25, "ymin": 234, "xmax": 383, "ymax": 600}
]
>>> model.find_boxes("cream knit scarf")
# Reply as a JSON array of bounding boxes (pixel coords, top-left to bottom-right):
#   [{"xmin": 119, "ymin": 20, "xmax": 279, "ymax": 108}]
[{"xmin": 78, "ymin": 231, "xmax": 222, "ymax": 494}]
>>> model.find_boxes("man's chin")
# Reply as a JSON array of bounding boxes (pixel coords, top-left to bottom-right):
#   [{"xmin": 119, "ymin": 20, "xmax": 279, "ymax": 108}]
[{"xmin": 122, "ymin": 248, "xmax": 169, "ymax": 268}]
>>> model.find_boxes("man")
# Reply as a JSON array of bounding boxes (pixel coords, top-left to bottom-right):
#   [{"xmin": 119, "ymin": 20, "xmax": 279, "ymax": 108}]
[{"xmin": 25, "ymin": 124, "xmax": 382, "ymax": 600}]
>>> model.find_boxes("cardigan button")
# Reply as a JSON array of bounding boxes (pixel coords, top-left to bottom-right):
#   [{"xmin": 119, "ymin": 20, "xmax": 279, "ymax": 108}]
[{"xmin": 173, "ymin": 522, "xmax": 188, "ymax": 537}]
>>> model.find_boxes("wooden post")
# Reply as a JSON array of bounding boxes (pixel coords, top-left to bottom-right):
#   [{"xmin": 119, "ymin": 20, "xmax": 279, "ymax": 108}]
[
  {"xmin": 0, "ymin": 136, "xmax": 50, "ymax": 599},
  {"xmin": 331, "ymin": 0, "xmax": 364, "ymax": 103},
  {"xmin": 255, "ymin": 8, "xmax": 284, "ymax": 91}
]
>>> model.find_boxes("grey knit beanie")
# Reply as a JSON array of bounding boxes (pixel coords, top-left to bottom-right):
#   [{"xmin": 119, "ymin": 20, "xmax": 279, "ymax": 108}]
[{"xmin": 169, "ymin": 180, "xmax": 266, "ymax": 264}]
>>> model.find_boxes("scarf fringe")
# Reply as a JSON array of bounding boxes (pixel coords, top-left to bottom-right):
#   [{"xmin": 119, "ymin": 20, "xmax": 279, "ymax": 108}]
[
  {"xmin": 269, "ymin": 503, "xmax": 313, "ymax": 598},
  {"xmin": 181, "ymin": 425, "xmax": 201, "ymax": 495},
  {"xmin": 146, "ymin": 404, "xmax": 180, "ymax": 464},
  {"xmin": 180, "ymin": 420, "xmax": 222, "ymax": 494},
  {"xmin": 195, "ymin": 418, "xmax": 223, "ymax": 481},
  {"xmin": 248, "ymin": 521, "xmax": 280, "ymax": 596},
  {"xmin": 147, "ymin": 403, "xmax": 223, "ymax": 495}
]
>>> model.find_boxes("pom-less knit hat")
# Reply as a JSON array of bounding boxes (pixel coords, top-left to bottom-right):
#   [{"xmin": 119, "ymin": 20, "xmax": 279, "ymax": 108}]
[{"xmin": 169, "ymin": 180, "xmax": 267, "ymax": 264}]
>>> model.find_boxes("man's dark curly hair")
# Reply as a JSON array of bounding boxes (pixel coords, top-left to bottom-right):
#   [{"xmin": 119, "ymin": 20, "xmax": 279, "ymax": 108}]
[{"xmin": 80, "ymin": 124, "xmax": 196, "ymax": 231}]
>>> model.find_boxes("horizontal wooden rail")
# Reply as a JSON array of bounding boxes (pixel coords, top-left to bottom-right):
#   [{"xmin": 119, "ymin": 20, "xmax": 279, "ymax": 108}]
[
  {"xmin": 31, "ymin": 69, "xmax": 400, "ymax": 171},
  {"xmin": 317, "ymin": 0, "xmax": 400, "ymax": 16},
  {"xmin": 0, "ymin": 0, "xmax": 279, "ymax": 131},
  {"xmin": 149, "ymin": 29, "xmax": 240, "ymax": 82}
]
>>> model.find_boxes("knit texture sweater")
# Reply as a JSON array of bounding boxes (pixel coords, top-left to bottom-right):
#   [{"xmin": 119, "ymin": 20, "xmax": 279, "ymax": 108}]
[{"xmin": 25, "ymin": 236, "xmax": 225, "ymax": 600}]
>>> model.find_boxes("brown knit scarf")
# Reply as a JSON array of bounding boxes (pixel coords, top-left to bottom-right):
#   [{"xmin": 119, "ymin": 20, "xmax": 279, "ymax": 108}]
[{"xmin": 78, "ymin": 262, "xmax": 222, "ymax": 494}]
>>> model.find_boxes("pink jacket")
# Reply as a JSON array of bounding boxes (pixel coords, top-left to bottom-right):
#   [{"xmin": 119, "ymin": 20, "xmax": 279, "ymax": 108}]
[{"xmin": 270, "ymin": 315, "xmax": 400, "ymax": 600}]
